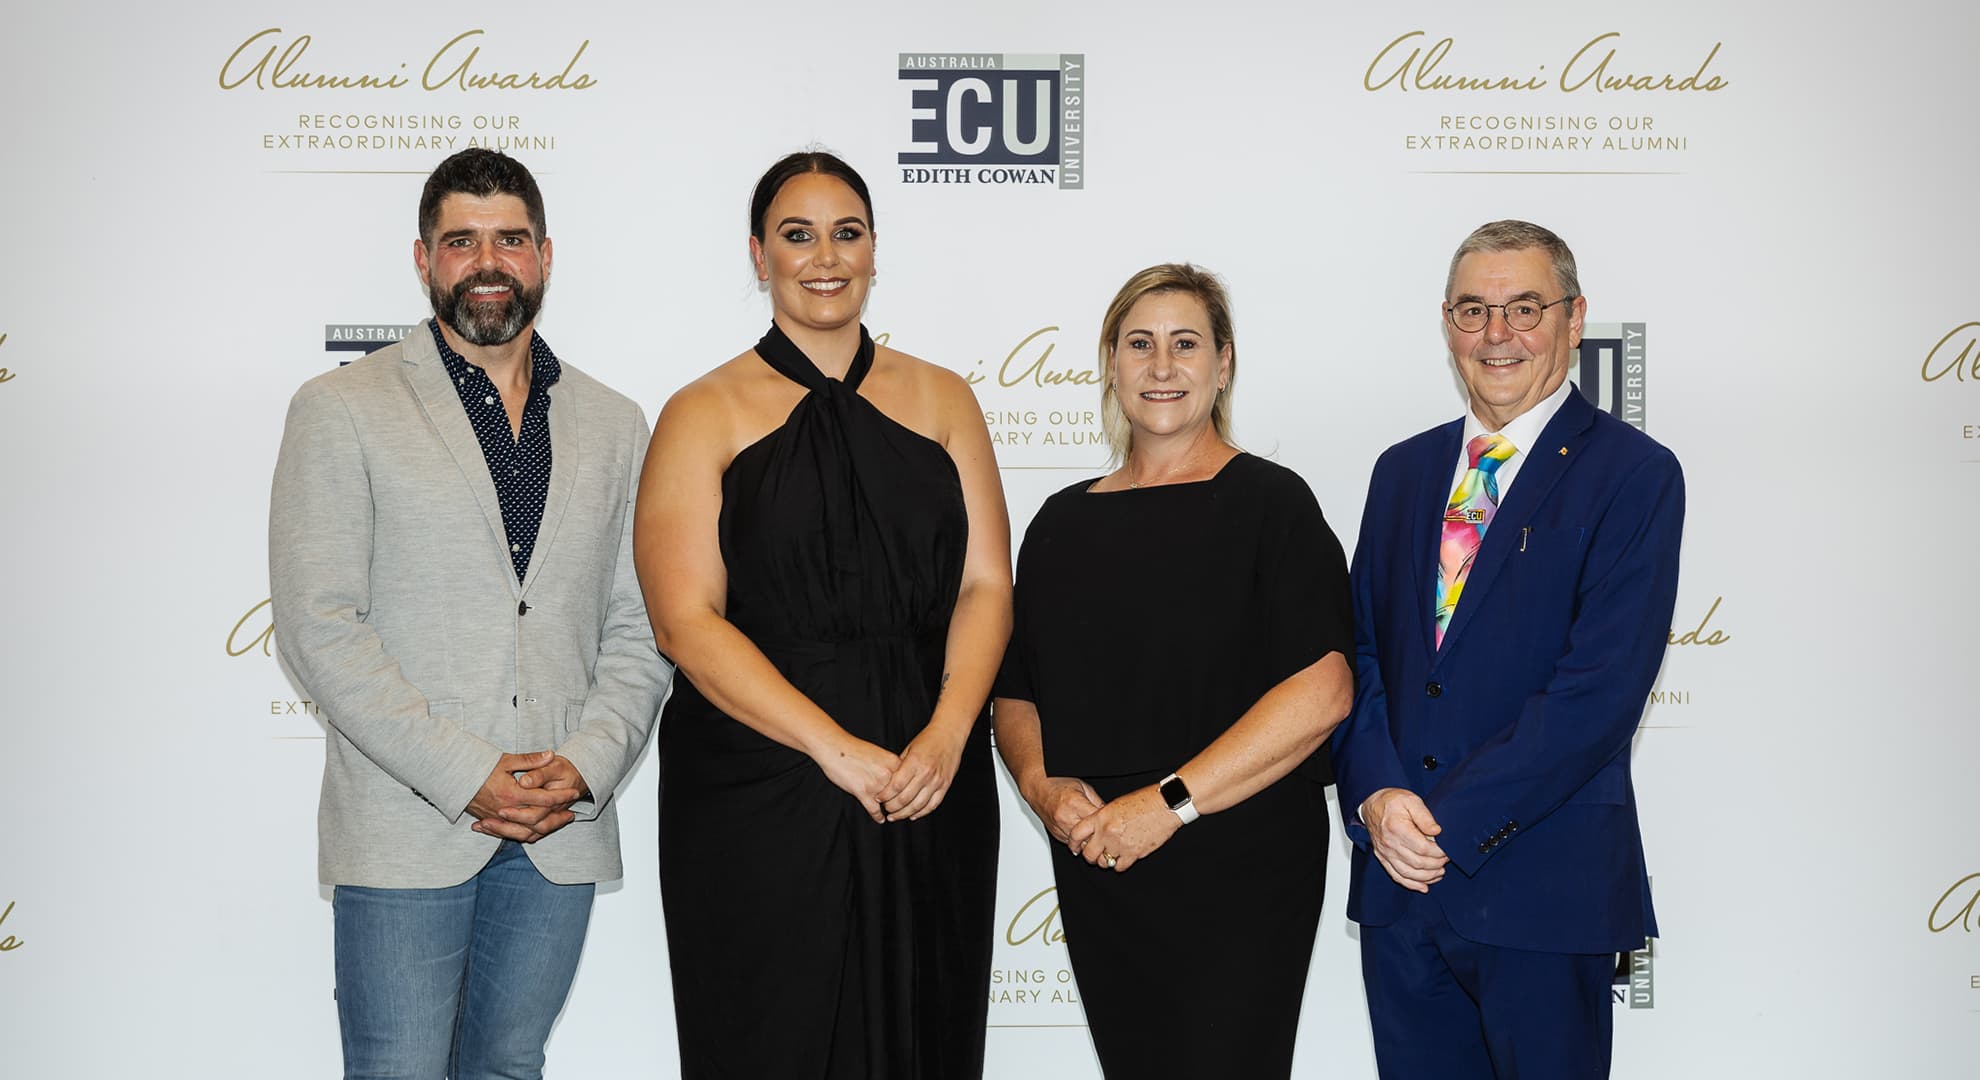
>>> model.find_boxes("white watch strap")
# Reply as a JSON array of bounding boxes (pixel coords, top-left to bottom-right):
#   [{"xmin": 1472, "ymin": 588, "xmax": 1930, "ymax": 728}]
[{"xmin": 1161, "ymin": 772, "xmax": 1200, "ymax": 825}]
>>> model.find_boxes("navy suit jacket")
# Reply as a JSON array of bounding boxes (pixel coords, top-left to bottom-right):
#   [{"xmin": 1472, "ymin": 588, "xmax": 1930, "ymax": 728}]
[{"xmin": 1333, "ymin": 385, "xmax": 1683, "ymax": 954}]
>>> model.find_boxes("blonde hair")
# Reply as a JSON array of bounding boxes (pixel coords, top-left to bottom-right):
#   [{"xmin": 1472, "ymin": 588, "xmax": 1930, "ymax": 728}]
[{"xmin": 1096, "ymin": 263, "xmax": 1237, "ymax": 465}]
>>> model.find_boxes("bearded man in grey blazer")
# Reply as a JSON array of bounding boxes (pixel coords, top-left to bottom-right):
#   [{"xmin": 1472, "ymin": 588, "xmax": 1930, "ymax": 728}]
[{"xmin": 270, "ymin": 148, "xmax": 670, "ymax": 1079}]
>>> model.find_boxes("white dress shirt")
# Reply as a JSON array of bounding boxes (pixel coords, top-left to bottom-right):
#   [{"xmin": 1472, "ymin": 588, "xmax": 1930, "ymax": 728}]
[{"xmin": 1446, "ymin": 377, "xmax": 1576, "ymax": 502}]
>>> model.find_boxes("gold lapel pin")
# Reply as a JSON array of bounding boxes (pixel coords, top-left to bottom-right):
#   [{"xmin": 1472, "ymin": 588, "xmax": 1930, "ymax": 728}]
[{"xmin": 1558, "ymin": 446, "xmax": 1568, "ymax": 456}]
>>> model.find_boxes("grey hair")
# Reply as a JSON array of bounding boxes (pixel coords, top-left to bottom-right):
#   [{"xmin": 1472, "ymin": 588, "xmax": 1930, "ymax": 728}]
[{"xmin": 1445, "ymin": 220, "xmax": 1580, "ymax": 300}]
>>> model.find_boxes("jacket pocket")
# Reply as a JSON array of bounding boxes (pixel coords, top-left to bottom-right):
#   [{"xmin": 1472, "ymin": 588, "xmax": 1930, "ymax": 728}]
[{"xmin": 1513, "ymin": 525, "xmax": 1587, "ymax": 556}]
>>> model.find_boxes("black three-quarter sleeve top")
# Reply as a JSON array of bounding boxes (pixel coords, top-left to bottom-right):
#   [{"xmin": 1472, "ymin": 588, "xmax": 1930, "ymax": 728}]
[{"xmin": 994, "ymin": 452, "xmax": 1353, "ymax": 783}]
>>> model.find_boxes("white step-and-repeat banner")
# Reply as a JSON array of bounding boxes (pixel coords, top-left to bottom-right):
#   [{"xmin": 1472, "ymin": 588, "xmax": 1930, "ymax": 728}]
[{"xmin": 3, "ymin": 1, "xmax": 1976, "ymax": 1075}]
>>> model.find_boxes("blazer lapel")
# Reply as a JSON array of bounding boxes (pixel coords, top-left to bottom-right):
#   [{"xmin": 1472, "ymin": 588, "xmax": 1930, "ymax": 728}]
[
  {"xmin": 520, "ymin": 375, "xmax": 579, "ymax": 596},
  {"xmin": 1416, "ymin": 420, "xmax": 1464, "ymax": 660},
  {"xmin": 401, "ymin": 326, "xmax": 521, "ymax": 598},
  {"xmin": 1437, "ymin": 386, "xmax": 1598, "ymax": 651}
]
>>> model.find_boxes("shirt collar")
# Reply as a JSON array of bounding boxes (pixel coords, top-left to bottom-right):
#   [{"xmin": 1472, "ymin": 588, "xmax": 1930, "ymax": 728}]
[
  {"xmin": 426, "ymin": 318, "xmax": 561, "ymax": 393},
  {"xmin": 1461, "ymin": 376, "xmax": 1574, "ymax": 458}
]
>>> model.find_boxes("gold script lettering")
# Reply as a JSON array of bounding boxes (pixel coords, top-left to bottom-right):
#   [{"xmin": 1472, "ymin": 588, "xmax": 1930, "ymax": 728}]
[
  {"xmin": 0, "ymin": 330, "xmax": 11, "ymax": 383},
  {"xmin": 1560, "ymin": 33, "xmax": 1728, "ymax": 93},
  {"xmin": 1667, "ymin": 595, "xmax": 1730, "ymax": 646},
  {"xmin": 1929, "ymin": 873, "xmax": 1980, "ymax": 932},
  {"xmin": 228, "ymin": 598, "xmax": 275, "ymax": 658},
  {"xmin": 1363, "ymin": 31, "xmax": 1547, "ymax": 92},
  {"xmin": 1923, "ymin": 322, "xmax": 1980, "ymax": 383},
  {"xmin": 998, "ymin": 327, "xmax": 1102, "ymax": 389},
  {"xmin": 0, "ymin": 901, "xmax": 20, "ymax": 952},
  {"xmin": 1006, "ymin": 887, "xmax": 1067, "ymax": 947},
  {"xmin": 218, "ymin": 28, "xmax": 408, "ymax": 91},
  {"xmin": 424, "ymin": 30, "xmax": 597, "ymax": 92},
  {"xmin": 1365, "ymin": 31, "xmax": 1431, "ymax": 91}
]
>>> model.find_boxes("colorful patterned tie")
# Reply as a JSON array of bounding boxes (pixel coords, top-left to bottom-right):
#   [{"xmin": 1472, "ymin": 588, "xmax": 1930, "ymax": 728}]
[{"xmin": 1435, "ymin": 433, "xmax": 1516, "ymax": 647}]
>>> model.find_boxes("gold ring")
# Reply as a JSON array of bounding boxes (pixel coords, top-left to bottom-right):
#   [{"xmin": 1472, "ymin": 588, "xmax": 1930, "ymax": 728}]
[{"xmin": 1103, "ymin": 853, "xmax": 1119, "ymax": 869}]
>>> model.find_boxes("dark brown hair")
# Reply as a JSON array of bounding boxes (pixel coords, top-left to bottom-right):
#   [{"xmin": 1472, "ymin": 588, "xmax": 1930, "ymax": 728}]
[{"xmin": 748, "ymin": 151, "xmax": 874, "ymax": 241}]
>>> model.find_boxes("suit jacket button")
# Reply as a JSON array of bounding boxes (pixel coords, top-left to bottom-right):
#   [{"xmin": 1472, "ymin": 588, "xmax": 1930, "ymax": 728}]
[
  {"xmin": 1478, "ymin": 842, "xmax": 1492, "ymax": 854},
  {"xmin": 518, "ymin": 600, "xmax": 530, "ymax": 616},
  {"xmin": 1425, "ymin": 681, "xmax": 1443, "ymax": 698},
  {"xmin": 1422, "ymin": 755, "xmax": 1439, "ymax": 770}
]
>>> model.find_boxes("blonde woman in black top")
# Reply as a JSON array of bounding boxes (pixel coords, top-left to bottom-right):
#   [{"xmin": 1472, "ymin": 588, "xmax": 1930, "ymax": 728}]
[{"xmin": 993, "ymin": 263, "xmax": 1353, "ymax": 1077}]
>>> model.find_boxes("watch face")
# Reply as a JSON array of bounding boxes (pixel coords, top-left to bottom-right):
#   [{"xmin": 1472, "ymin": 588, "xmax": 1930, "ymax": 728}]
[{"xmin": 1161, "ymin": 776, "xmax": 1190, "ymax": 809}]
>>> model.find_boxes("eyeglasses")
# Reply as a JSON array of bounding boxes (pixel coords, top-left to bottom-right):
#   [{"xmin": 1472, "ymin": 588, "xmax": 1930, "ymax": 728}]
[{"xmin": 1443, "ymin": 295, "xmax": 1577, "ymax": 334}]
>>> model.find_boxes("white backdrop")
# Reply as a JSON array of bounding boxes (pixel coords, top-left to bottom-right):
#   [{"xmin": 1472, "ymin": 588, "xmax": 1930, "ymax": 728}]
[{"xmin": 3, "ymin": 1, "xmax": 1977, "ymax": 1075}]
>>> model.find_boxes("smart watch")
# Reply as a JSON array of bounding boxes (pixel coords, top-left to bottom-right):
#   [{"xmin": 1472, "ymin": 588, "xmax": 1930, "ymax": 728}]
[{"xmin": 1159, "ymin": 772, "xmax": 1199, "ymax": 825}]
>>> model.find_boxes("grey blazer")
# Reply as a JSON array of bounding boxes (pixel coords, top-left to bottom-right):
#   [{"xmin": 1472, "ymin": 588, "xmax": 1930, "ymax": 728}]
[{"xmin": 270, "ymin": 324, "xmax": 671, "ymax": 888}]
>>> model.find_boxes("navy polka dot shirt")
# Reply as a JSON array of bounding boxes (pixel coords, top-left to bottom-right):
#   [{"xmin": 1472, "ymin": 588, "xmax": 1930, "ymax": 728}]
[{"xmin": 428, "ymin": 319, "xmax": 560, "ymax": 582}]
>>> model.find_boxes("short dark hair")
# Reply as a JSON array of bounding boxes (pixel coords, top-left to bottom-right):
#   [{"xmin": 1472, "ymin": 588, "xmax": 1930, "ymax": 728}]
[
  {"xmin": 418, "ymin": 148, "xmax": 547, "ymax": 245},
  {"xmin": 748, "ymin": 151, "xmax": 874, "ymax": 241}
]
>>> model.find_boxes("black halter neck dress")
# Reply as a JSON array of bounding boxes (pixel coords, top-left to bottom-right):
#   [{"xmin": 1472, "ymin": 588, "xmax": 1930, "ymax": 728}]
[{"xmin": 656, "ymin": 324, "xmax": 999, "ymax": 1078}]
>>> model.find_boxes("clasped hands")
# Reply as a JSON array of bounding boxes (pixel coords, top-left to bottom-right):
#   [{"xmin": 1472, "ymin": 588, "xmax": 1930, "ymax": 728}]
[
  {"xmin": 467, "ymin": 751, "xmax": 590, "ymax": 843},
  {"xmin": 820, "ymin": 724, "xmax": 969, "ymax": 824},
  {"xmin": 1361, "ymin": 787, "xmax": 1449, "ymax": 892},
  {"xmin": 1025, "ymin": 776, "xmax": 1179, "ymax": 874}
]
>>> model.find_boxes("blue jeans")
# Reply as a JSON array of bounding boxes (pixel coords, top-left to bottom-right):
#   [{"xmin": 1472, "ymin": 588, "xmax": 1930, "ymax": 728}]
[{"xmin": 333, "ymin": 841, "xmax": 595, "ymax": 1080}]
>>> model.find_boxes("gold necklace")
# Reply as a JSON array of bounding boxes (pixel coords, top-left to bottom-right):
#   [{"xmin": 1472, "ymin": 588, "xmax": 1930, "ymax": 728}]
[{"xmin": 1125, "ymin": 449, "xmax": 1200, "ymax": 489}]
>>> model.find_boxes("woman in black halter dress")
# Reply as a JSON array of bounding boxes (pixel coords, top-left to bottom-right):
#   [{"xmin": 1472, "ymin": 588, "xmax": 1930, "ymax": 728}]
[{"xmin": 634, "ymin": 152, "xmax": 1010, "ymax": 1078}]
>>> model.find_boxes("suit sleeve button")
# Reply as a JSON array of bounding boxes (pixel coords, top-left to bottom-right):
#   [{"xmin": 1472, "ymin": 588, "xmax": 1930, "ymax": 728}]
[
  {"xmin": 1422, "ymin": 755, "xmax": 1439, "ymax": 770},
  {"xmin": 1425, "ymin": 681, "xmax": 1443, "ymax": 698},
  {"xmin": 1478, "ymin": 843, "xmax": 1492, "ymax": 854}
]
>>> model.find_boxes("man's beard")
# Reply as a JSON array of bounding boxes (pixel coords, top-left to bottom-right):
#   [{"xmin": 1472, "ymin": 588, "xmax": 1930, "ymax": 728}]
[{"xmin": 430, "ymin": 269, "xmax": 547, "ymax": 347}]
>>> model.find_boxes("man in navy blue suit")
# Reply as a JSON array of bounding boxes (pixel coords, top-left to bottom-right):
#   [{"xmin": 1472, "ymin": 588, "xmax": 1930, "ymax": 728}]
[{"xmin": 1333, "ymin": 220, "xmax": 1684, "ymax": 1078}]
